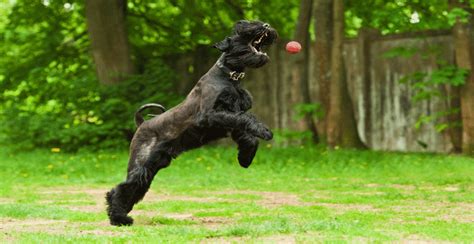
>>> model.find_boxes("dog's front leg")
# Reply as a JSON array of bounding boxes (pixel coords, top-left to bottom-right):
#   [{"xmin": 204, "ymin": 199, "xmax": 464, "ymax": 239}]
[
  {"xmin": 239, "ymin": 112, "xmax": 273, "ymax": 140},
  {"xmin": 231, "ymin": 130, "xmax": 258, "ymax": 168},
  {"xmin": 198, "ymin": 111, "xmax": 272, "ymax": 140}
]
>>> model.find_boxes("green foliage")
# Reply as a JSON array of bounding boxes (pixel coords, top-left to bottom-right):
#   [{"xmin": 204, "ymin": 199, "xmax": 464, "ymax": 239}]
[
  {"xmin": 430, "ymin": 65, "xmax": 469, "ymax": 86},
  {"xmin": 415, "ymin": 109, "xmax": 462, "ymax": 132},
  {"xmin": 389, "ymin": 45, "xmax": 469, "ymax": 133},
  {"xmin": 402, "ymin": 65, "xmax": 468, "ymax": 102},
  {"xmin": 346, "ymin": 0, "xmax": 454, "ymax": 36},
  {"xmin": 0, "ymin": 1, "xmax": 180, "ymax": 151},
  {"xmin": 294, "ymin": 103, "xmax": 324, "ymax": 120},
  {"xmin": 346, "ymin": 0, "xmax": 474, "ymax": 36},
  {"xmin": 447, "ymin": 7, "xmax": 472, "ymax": 26},
  {"xmin": 126, "ymin": 0, "xmax": 298, "ymax": 57},
  {"xmin": 1, "ymin": 59, "xmax": 179, "ymax": 151}
]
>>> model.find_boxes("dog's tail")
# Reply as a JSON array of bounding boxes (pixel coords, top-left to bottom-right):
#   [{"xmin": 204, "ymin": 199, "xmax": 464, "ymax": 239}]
[{"xmin": 135, "ymin": 103, "xmax": 166, "ymax": 127}]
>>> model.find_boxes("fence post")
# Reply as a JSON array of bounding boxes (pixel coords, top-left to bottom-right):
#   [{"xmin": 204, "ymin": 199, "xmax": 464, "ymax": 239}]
[{"xmin": 356, "ymin": 28, "xmax": 380, "ymax": 148}]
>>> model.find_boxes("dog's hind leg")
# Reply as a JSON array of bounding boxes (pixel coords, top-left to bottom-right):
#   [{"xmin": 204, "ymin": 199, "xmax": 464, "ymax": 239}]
[
  {"xmin": 106, "ymin": 142, "xmax": 171, "ymax": 226},
  {"xmin": 231, "ymin": 130, "xmax": 259, "ymax": 168}
]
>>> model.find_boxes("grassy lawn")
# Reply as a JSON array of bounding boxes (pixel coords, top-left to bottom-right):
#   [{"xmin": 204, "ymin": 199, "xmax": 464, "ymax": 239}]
[{"xmin": 0, "ymin": 144, "xmax": 473, "ymax": 242}]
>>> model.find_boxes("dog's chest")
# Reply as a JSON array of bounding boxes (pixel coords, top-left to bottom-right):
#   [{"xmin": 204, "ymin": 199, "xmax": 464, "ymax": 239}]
[{"xmin": 213, "ymin": 85, "xmax": 252, "ymax": 112}]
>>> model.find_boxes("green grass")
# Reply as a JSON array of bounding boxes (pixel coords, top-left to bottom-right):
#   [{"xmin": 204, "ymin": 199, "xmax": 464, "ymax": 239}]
[{"xmin": 0, "ymin": 145, "xmax": 473, "ymax": 242}]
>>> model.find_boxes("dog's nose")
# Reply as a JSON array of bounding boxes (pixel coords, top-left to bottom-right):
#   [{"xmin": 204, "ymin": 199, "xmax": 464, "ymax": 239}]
[{"xmin": 263, "ymin": 23, "xmax": 270, "ymax": 28}]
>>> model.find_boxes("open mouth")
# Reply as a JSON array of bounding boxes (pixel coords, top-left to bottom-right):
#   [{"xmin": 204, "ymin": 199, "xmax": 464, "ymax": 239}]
[{"xmin": 249, "ymin": 31, "xmax": 268, "ymax": 56}]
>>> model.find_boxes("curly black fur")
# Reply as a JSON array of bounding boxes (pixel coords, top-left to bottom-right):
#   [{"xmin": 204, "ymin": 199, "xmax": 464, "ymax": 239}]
[{"xmin": 106, "ymin": 20, "xmax": 278, "ymax": 226}]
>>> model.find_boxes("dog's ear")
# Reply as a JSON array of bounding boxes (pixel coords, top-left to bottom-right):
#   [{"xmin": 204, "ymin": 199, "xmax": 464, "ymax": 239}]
[{"xmin": 213, "ymin": 37, "xmax": 231, "ymax": 52}]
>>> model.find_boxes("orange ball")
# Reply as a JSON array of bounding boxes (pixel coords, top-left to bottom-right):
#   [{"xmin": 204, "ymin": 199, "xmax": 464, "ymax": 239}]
[{"xmin": 286, "ymin": 41, "xmax": 302, "ymax": 54}]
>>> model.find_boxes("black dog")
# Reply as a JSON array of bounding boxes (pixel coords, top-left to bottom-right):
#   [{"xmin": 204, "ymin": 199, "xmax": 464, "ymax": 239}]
[{"xmin": 106, "ymin": 20, "xmax": 278, "ymax": 226}]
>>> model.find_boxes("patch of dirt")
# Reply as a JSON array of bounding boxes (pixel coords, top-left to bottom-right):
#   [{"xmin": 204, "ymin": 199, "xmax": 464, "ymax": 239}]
[
  {"xmin": 39, "ymin": 187, "xmax": 241, "ymax": 223},
  {"xmin": 161, "ymin": 213, "xmax": 194, "ymax": 219},
  {"xmin": 41, "ymin": 188, "xmax": 310, "ymax": 215},
  {"xmin": 365, "ymin": 183, "xmax": 380, "ymax": 188},
  {"xmin": 0, "ymin": 218, "xmax": 67, "ymax": 235},
  {"xmin": 67, "ymin": 205, "xmax": 103, "ymax": 213},
  {"xmin": 389, "ymin": 184, "xmax": 417, "ymax": 191},
  {"xmin": 132, "ymin": 212, "xmax": 232, "ymax": 229},
  {"xmin": 400, "ymin": 234, "xmax": 445, "ymax": 243},
  {"xmin": 1, "ymin": 232, "xmax": 17, "ymax": 243},
  {"xmin": 390, "ymin": 201, "xmax": 474, "ymax": 223},
  {"xmin": 129, "ymin": 209, "xmax": 162, "ymax": 217},
  {"xmin": 0, "ymin": 198, "xmax": 14, "ymax": 204},
  {"xmin": 77, "ymin": 228, "xmax": 122, "ymax": 237},
  {"xmin": 158, "ymin": 213, "xmax": 231, "ymax": 228},
  {"xmin": 443, "ymin": 186, "xmax": 460, "ymax": 192},
  {"xmin": 213, "ymin": 190, "xmax": 382, "ymax": 214},
  {"xmin": 307, "ymin": 190, "xmax": 334, "ymax": 200},
  {"xmin": 316, "ymin": 203, "xmax": 378, "ymax": 213},
  {"xmin": 258, "ymin": 191, "xmax": 309, "ymax": 207},
  {"xmin": 143, "ymin": 192, "xmax": 231, "ymax": 204},
  {"xmin": 214, "ymin": 190, "xmax": 309, "ymax": 207},
  {"xmin": 0, "ymin": 218, "xmax": 122, "ymax": 237},
  {"xmin": 40, "ymin": 187, "xmax": 108, "ymax": 213},
  {"xmin": 198, "ymin": 216, "xmax": 232, "ymax": 229},
  {"xmin": 258, "ymin": 235, "xmax": 296, "ymax": 243},
  {"xmin": 42, "ymin": 188, "xmax": 214, "ymax": 214},
  {"xmin": 202, "ymin": 234, "xmax": 297, "ymax": 244},
  {"xmin": 349, "ymin": 191, "xmax": 385, "ymax": 196},
  {"xmin": 365, "ymin": 183, "xmax": 420, "ymax": 192},
  {"xmin": 42, "ymin": 188, "xmax": 107, "ymax": 200},
  {"xmin": 367, "ymin": 183, "xmax": 468, "ymax": 194}
]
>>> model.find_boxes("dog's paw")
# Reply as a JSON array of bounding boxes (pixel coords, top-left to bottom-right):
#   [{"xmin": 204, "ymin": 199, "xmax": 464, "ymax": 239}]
[
  {"xmin": 260, "ymin": 128, "xmax": 273, "ymax": 141},
  {"xmin": 238, "ymin": 147, "xmax": 257, "ymax": 168},
  {"xmin": 110, "ymin": 215, "xmax": 134, "ymax": 226},
  {"xmin": 238, "ymin": 157, "xmax": 253, "ymax": 168}
]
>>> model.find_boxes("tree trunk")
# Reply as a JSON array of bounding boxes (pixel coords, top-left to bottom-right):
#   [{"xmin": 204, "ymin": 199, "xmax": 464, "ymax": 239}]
[
  {"xmin": 313, "ymin": 0, "xmax": 333, "ymax": 142},
  {"xmin": 85, "ymin": 0, "xmax": 135, "ymax": 85},
  {"xmin": 454, "ymin": 15, "xmax": 474, "ymax": 155},
  {"xmin": 326, "ymin": 0, "xmax": 365, "ymax": 148},
  {"xmin": 290, "ymin": 0, "xmax": 319, "ymax": 142},
  {"xmin": 446, "ymin": 0, "xmax": 464, "ymax": 153}
]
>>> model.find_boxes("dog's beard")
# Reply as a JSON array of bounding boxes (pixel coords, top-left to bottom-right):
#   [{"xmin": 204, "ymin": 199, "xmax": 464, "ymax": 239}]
[
  {"xmin": 225, "ymin": 47, "xmax": 270, "ymax": 69},
  {"xmin": 224, "ymin": 34, "xmax": 274, "ymax": 69},
  {"xmin": 241, "ymin": 52, "xmax": 270, "ymax": 68}
]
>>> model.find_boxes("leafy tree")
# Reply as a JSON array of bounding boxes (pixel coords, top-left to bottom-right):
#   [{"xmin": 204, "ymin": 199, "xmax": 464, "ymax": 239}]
[
  {"xmin": 0, "ymin": 0, "xmax": 298, "ymax": 151},
  {"xmin": 0, "ymin": 0, "xmax": 179, "ymax": 150}
]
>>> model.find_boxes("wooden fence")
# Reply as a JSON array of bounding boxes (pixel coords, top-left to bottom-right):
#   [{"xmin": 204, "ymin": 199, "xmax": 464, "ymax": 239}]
[{"xmin": 171, "ymin": 30, "xmax": 458, "ymax": 152}]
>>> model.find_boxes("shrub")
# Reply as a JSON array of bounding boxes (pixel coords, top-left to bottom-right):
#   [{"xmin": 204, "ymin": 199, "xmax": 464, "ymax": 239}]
[{"xmin": 1, "ymin": 59, "xmax": 180, "ymax": 151}]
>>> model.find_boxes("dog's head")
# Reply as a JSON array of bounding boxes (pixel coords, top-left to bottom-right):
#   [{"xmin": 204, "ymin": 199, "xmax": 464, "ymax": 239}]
[{"xmin": 214, "ymin": 20, "xmax": 278, "ymax": 70}]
